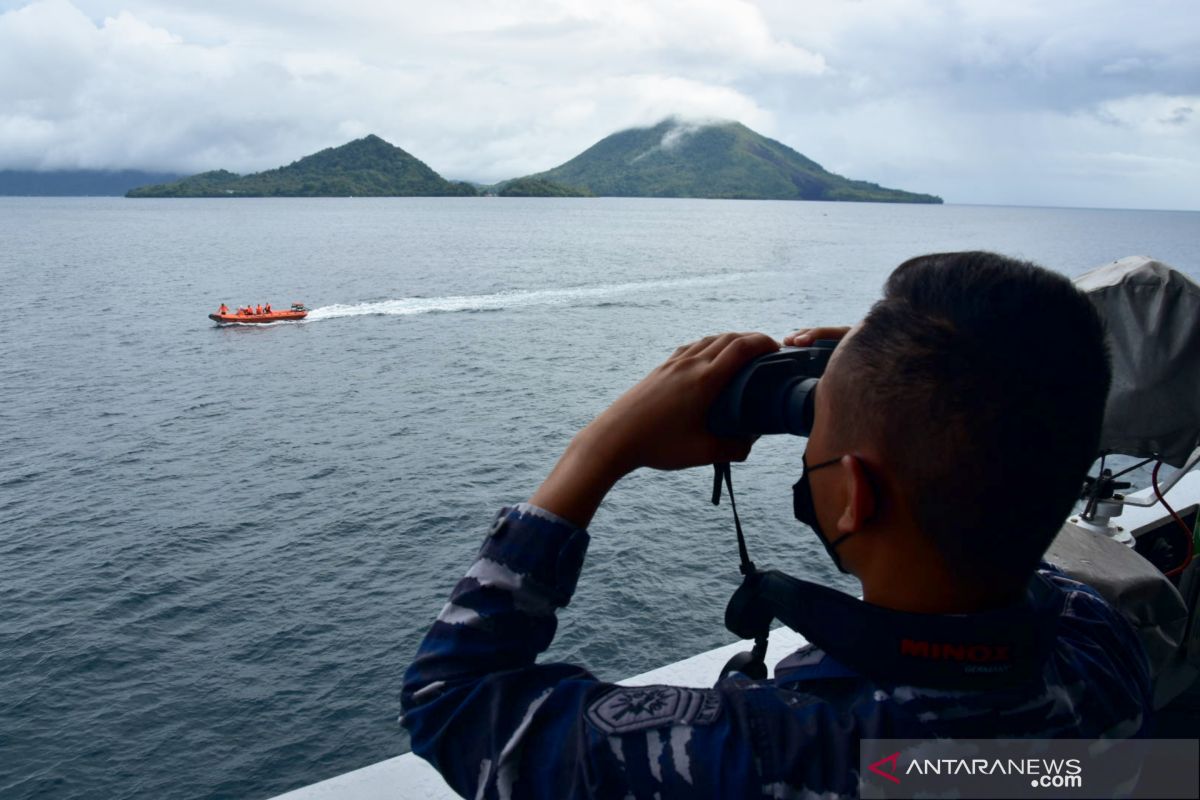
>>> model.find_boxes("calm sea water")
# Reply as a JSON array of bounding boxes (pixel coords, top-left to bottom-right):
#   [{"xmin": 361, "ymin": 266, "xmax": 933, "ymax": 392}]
[{"xmin": 1, "ymin": 197, "xmax": 1197, "ymax": 799}]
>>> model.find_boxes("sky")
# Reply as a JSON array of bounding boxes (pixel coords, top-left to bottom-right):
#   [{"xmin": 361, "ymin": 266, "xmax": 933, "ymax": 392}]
[{"xmin": 1, "ymin": 0, "xmax": 1197, "ymax": 209}]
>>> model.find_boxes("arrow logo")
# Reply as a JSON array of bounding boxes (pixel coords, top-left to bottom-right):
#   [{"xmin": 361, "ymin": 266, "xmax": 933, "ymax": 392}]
[{"xmin": 869, "ymin": 752, "xmax": 902, "ymax": 784}]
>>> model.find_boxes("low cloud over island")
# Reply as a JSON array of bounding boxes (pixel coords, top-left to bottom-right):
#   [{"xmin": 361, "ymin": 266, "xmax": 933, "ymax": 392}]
[{"xmin": 1, "ymin": 0, "xmax": 1197, "ymax": 209}]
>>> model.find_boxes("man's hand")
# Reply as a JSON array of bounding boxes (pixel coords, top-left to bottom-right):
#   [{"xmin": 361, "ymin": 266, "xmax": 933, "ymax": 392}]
[
  {"xmin": 783, "ymin": 326, "xmax": 851, "ymax": 347},
  {"xmin": 530, "ymin": 332, "xmax": 779, "ymax": 527}
]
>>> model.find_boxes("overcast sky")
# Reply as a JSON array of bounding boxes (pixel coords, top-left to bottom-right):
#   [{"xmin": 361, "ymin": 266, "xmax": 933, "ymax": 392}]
[{"xmin": 1, "ymin": 0, "xmax": 1197, "ymax": 209}]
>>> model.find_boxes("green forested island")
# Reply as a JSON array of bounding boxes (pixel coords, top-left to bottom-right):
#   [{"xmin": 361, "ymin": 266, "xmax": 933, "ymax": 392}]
[
  {"xmin": 127, "ymin": 135, "xmax": 475, "ymax": 197},
  {"xmin": 127, "ymin": 120, "xmax": 941, "ymax": 202},
  {"xmin": 517, "ymin": 119, "xmax": 941, "ymax": 203},
  {"xmin": 495, "ymin": 176, "xmax": 592, "ymax": 197}
]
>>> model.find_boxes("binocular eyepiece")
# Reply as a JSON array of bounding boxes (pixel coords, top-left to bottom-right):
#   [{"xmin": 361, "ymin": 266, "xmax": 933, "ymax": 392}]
[{"xmin": 707, "ymin": 341, "xmax": 839, "ymax": 438}]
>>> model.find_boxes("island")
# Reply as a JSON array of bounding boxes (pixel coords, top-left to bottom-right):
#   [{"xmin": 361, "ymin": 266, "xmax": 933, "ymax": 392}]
[
  {"xmin": 511, "ymin": 118, "xmax": 942, "ymax": 203},
  {"xmin": 127, "ymin": 135, "xmax": 477, "ymax": 197},
  {"xmin": 126, "ymin": 121, "xmax": 941, "ymax": 203},
  {"xmin": 494, "ymin": 177, "xmax": 593, "ymax": 197}
]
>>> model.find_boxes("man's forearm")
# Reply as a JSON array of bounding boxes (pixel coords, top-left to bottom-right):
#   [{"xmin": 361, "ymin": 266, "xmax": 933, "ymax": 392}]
[{"xmin": 529, "ymin": 428, "xmax": 629, "ymax": 528}]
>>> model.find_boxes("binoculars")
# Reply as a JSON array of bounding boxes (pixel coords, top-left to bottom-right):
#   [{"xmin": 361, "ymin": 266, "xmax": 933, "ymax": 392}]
[{"xmin": 707, "ymin": 341, "xmax": 838, "ymax": 438}]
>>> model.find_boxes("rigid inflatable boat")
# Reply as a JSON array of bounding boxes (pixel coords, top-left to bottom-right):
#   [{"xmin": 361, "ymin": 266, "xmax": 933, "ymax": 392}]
[{"xmin": 209, "ymin": 303, "xmax": 308, "ymax": 324}]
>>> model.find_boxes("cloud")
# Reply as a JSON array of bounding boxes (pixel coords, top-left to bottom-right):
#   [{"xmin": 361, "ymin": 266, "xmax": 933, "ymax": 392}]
[
  {"xmin": 627, "ymin": 116, "xmax": 727, "ymax": 163},
  {"xmin": 1161, "ymin": 106, "xmax": 1193, "ymax": 126},
  {"xmin": 0, "ymin": 0, "xmax": 795, "ymax": 177},
  {"xmin": 0, "ymin": 0, "xmax": 1197, "ymax": 208},
  {"xmin": 660, "ymin": 120, "xmax": 710, "ymax": 151},
  {"xmin": 746, "ymin": 0, "xmax": 1200, "ymax": 208}
]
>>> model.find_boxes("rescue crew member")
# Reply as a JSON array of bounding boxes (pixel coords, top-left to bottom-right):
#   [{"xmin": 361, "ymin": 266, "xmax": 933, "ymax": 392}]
[
  {"xmin": 264, "ymin": 303, "xmax": 271, "ymax": 314},
  {"xmin": 401, "ymin": 252, "xmax": 1152, "ymax": 798},
  {"xmin": 218, "ymin": 303, "xmax": 228, "ymax": 315},
  {"xmin": 255, "ymin": 304, "xmax": 262, "ymax": 315}
]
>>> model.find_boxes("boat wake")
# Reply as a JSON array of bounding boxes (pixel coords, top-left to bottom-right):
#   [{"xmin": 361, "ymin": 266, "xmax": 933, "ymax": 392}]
[{"xmin": 305, "ymin": 273, "xmax": 761, "ymax": 321}]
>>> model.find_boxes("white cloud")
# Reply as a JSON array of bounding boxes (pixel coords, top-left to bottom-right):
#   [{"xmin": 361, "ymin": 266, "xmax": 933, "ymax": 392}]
[
  {"xmin": 1094, "ymin": 93, "xmax": 1199, "ymax": 136},
  {"xmin": 0, "ymin": 0, "xmax": 1197, "ymax": 209},
  {"xmin": 0, "ymin": 0, "xmax": 792, "ymax": 177}
]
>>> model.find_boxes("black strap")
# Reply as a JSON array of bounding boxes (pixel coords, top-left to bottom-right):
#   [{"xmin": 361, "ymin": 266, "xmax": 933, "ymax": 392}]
[
  {"xmin": 713, "ymin": 462, "xmax": 1054, "ymax": 689},
  {"xmin": 754, "ymin": 569, "xmax": 1055, "ymax": 689},
  {"xmin": 713, "ymin": 463, "xmax": 755, "ymax": 575},
  {"xmin": 713, "ymin": 463, "xmax": 769, "ymax": 679}
]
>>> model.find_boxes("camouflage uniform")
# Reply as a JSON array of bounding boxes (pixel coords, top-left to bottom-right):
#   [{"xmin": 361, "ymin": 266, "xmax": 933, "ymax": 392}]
[{"xmin": 401, "ymin": 504, "xmax": 1151, "ymax": 799}]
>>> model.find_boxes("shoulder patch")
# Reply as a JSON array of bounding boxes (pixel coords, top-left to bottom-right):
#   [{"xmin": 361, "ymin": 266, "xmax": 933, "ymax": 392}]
[{"xmin": 586, "ymin": 685, "xmax": 722, "ymax": 735}]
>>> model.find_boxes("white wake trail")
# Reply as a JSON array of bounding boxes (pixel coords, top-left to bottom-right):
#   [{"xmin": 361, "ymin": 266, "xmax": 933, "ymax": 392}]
[{"xmin": 305, "ymin": 273, "xmax": 759, "ymax": 321}]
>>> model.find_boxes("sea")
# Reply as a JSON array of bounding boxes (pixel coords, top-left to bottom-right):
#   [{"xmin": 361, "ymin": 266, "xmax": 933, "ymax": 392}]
[{"xmin": 1, "ymin": 197, "xmax": 1197, "ymax": 799}]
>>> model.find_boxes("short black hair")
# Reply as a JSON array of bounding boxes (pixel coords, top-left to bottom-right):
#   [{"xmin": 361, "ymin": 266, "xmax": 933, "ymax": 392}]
[{"xmin": 832, "ymin": 251, "xmax": 1111, "ymax": 590}]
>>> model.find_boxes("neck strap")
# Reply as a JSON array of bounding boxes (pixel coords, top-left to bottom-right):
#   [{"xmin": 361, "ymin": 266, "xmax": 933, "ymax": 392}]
[{"xmin": 731, "ymin": 569, "xmax": 1057, "ymax": 689}]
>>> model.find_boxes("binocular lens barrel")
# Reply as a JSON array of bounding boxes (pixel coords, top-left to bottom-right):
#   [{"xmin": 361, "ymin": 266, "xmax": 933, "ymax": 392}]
[{"xmin": 707, "ymin": 344, "xmax": 836, "ymax": 438}]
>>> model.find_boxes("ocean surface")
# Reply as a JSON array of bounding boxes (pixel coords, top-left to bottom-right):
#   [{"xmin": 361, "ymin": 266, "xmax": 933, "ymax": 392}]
[{"xmin": 2, "ymin": 197, "xmax": 1197, "ymax": 799}]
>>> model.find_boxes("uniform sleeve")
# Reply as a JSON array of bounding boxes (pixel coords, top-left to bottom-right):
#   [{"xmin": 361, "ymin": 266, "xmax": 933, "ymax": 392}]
[{"xmin": 399, "ymin": 504, "xmax": 792, "ymax": 799}]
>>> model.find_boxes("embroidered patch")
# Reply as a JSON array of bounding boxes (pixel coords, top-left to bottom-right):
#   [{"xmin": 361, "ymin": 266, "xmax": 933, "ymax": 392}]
[{"xmin": 585, "ymin": 686, "xmax": 722, "ymax": 734}]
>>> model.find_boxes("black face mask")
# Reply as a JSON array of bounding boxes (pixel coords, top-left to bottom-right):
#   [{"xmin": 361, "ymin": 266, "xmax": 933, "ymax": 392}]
[{"xmin": 793, "ymin": 453, "xmax": 860, "ymax": 574}]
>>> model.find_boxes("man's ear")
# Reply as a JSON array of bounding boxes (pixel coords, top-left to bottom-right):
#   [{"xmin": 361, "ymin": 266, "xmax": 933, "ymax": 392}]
[{"xmin": 836, "ymin": 454, "xmax": 876, "ymax": 533}]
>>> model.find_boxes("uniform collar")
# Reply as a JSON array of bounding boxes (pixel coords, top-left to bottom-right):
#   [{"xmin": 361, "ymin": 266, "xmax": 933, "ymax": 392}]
[{"xmin": 748, "ymin": 571, "xmax": 1059, "ymax": 690}]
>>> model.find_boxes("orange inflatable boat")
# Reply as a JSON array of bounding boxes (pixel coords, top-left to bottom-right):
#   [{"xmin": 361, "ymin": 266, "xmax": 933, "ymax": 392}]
[{"xmin": 209, "ymin": 303, "xmax": 309, "ymax": 324}]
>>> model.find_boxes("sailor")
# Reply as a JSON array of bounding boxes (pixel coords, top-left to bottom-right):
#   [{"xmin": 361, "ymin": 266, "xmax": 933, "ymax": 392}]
[
  {"xmin": 255, "ymin": 304, "xmax": 262, "ymax": 315},
  {"xmin": 218, "ymin": 303, "xmax": 228, "ymax": 315},
  {"xmin": 401, "ymin": 252, "xmax": 1152, "ymax": 799}
]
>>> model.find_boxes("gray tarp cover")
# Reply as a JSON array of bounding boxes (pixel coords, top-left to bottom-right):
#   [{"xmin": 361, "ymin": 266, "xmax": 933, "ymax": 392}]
[
  {"xmin": 1063, "ymin": 257, "xmax": 1200, "ymax": 709},
  {"xmin": 1074, "ymin": 256, "xmax": 1200, "ymax": 467},
  {"xmin": 1047, "ymin": 523, "xmax": 1192, "ymax": 708}
]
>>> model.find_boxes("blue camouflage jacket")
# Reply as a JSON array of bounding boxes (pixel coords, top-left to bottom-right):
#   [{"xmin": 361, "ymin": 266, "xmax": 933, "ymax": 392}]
[{"xmin": 401, "ymin": 504, "xmax": 1152, "ymax": 799}]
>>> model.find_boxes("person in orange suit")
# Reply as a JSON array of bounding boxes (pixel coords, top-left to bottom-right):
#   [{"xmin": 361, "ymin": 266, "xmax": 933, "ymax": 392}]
[
  {"xmin": 255, "ymin": 304, "xmax": 262, "ymax": 315},
  {"xmin": 219, "ymin": 303, "xmax": 228, "ymax": 315}
]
